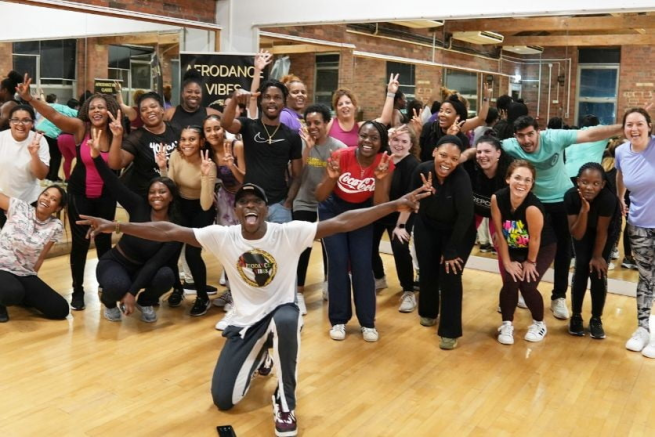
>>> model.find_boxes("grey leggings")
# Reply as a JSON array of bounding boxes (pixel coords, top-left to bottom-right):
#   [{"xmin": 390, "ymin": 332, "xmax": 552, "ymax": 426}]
[{"xmin": 628, "ymin": 224, "xmax": 655, "ymax": 330}]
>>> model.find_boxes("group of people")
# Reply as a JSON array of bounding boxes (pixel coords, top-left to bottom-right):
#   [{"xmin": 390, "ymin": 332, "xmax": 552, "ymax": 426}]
[{"xmin": 0, "ymin": 58, "xmax": 653, "ymax": 437}]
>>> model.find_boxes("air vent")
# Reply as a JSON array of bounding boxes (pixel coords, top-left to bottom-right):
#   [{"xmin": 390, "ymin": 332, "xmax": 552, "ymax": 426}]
[
  {"xmin": 392, "ymin": 20, "xmax": 444, "ymax": 29},
  {"xmin": 503, "ymin": 46, "xmax": 544, "ymax": 55},
  {"xmin": 452, "ymin": 31, "xmax": 504, "ymax": 45}
]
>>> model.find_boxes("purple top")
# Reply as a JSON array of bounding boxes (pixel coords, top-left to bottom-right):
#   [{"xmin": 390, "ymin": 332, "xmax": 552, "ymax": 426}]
[
  {"xmin": 615, "ymin": 135, "xmax": 655, "ymax": 228},
  {"xmin": 280, "ymin": 107, "xmax": 302, "ymax": 132}
]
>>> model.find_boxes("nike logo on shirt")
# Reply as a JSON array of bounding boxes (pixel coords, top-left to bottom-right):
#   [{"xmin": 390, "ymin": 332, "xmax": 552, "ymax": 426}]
[{"xmin": 254, "ymin": 132, "xmax": 285, "ymax": 144}]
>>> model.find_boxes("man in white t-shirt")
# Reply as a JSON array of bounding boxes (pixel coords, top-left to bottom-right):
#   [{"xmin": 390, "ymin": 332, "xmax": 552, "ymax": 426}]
[{"xmin": 78, "ymin": 182, "xmax": 428, "ymax": 437}]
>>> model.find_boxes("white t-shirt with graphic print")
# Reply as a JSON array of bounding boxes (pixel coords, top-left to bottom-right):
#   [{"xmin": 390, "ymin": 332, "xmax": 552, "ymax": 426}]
[
  {"xmin": 0, "ymin": 197, "xmax": 63, "ymax": 276},
  {"xmin": 194, "ymin": 221, "xmax": 317, "ymax": 327}
]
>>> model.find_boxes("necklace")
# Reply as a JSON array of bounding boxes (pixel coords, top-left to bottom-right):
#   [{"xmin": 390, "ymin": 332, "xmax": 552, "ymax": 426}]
[
  {"xmin": 355, "ymin": 149, "xmax": 373, "ymax": 177},
  {"xmin": 261, "ymin": 121, "xmax": 281, "ymax": 144}
]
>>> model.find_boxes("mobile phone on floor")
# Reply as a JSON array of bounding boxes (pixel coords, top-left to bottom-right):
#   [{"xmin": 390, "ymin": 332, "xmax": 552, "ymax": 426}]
[{"xmin": 217, "ymin": 425, "xmax": 236, "ymax": 437}]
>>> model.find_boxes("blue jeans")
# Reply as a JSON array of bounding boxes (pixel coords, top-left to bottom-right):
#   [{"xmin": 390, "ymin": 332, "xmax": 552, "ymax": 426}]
[
  {"xmin": 318, "ymin": 195, "xmax": 376, "ymax": 328},
  {"xmin": 267, "ymin": 200, "xmax": 292, "ymax": 224}
]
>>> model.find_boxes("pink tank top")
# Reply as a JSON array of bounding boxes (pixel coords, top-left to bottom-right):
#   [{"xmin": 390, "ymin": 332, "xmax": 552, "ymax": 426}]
[
  {"xmin": 80, "ymin": 135, "xmax": 109, "ymax": 198},
  {"xmin": 328, "ymin": 120, "xmax": 359, "ymax": 148}
]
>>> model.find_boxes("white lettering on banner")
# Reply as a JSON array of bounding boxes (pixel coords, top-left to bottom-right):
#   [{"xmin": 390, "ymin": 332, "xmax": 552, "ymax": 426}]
[{"xmin": 337, "ymin": 172, "xmax": 376, "ymax": 194}]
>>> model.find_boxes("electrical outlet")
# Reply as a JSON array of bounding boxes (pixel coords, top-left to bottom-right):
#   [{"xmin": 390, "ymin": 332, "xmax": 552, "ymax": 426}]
[{"xmin": 552, "ymin": 100, "xmax": 559, "ymax": 104}]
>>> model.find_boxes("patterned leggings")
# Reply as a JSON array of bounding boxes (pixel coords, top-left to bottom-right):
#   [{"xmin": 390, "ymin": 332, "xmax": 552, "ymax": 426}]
[{"xmin": 628, "ymin": 224, "xmax": 655, "ymax": 330}]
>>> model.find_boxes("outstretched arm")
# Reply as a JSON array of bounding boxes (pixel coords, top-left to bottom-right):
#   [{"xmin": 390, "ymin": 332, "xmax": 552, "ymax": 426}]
[
  {"xmin": 315, "ymin": 186, "xmax": 429, "ymax": 239},
  {"xmin": 374, "ymin": 73, "xmax": 400, "ymax": 126},
  {"xmin": 461, "ymin": 83, "xmax": 492, "ymax": 133},
  {"xmin": 576, "ymin": 124, "xmax": 621, "ymax": 143}
]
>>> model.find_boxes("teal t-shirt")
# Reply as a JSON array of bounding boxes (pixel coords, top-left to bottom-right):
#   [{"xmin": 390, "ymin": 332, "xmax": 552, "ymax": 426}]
[
  {"xmin": 36, "ymin": 104, "xmax": 78, "ymax": 139},
  {"xmin": 563, "ymin": 128, "xmax": 608, "ymax": 178},
  {"xmin": 502, "ymin": 129, "xmax": 578, "ymax": 203}
]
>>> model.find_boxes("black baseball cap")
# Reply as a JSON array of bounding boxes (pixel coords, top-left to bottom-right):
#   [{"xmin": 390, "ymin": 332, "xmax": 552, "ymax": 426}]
[{"xmin": 234, "ymin": 183, "xmax": 269, "ymax": 205}]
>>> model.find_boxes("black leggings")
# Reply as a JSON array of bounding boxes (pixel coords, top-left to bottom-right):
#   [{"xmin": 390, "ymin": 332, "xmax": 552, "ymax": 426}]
[
  {"xmin": 97, "ymin": 250, "xmax": 175, "ymax": 307},
  {"xmin": 371, "ymin": 221, "xmax": 415, "ymax": 291},
  {"xmin": 544, "ymin": 202, "xmax": 572, "ymax": 300},
  {"xmin": 0, "ymin": 270, "xmax": 69, "ymax": 319},
  {"xmin": 179, "ymin": 197, "xmax": 216, "ymax": 299},
  {"xmin": 68, "ymin": 192, "xmax": 116, "ymax": 292},
  {"xmin": 571, "ymin": 231, "xmax": 618, "ymax": 318},
  {"xmin": 292, "ymin": 209, "xmax": 327, "ymax": 287},
  {"xmin": 45, "ymin": 135, "xmax": 62, "ymax": 181}
]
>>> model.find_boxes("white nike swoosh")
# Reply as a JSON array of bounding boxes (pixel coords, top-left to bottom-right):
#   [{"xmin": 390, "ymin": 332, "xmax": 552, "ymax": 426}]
[{"xmin": 254, "ymin": 132, "xmax": 285, "ymax": 144}]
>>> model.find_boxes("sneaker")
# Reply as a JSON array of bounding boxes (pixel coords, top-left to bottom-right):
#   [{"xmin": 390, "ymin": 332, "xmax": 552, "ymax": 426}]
[
  {"xmin": 479, "ymin": 243, "xmax": 492, "ymax": 253},
  {"xmin": 626, "ymin": 327, "xmax": 650, "ymax": 352},
  {"xmin": 212, "ymin": 289, "xmax": 233, "ymax": 307},
  {"xmin": 136, "ymin": 304, "xmax": 157, "ymax": 323},
  {"xmin": 551, "ymin": 298, "xmax": 570, "ymax": 320},
  {"xmin": 71, "ymin": 291, "xmax": 85, "ymax": 311},
  {"xmin": 215, "ymin": 309, "xmax": 236, "ymax": 331},
  {"xmin": 642, "ymin": 341, "xmax": 655, "ymax": 359},
  {"xmin": 525, "ymin": 321, "xmax": 547, "ymax": 342},
  {"xmin": 104, "ymin": 306, "xmax": 122, "ymax": 322},
  {"xmin": 329, "ymin": 324, "xmax": 346, "ymax": 341},
  {"xmin": 398, "ymin": 291, "xmax": 417, "ymax": 313},
  {"xmin": 375, "ymin": 276, "xmax": 388, "ymax": 290},
  {"xmin": 0, "ymin": 305, "xmax": 8, "ymax": 323},
  {"xmin": 322, "ymin": 281, "xmax": 328, "ymax": 301},
  {"xmin": 413, "ymin": 281, "xmax": 420, "ymax": 292},
  {"xmin": 206, "ymin": 284, "xmax": 218, "ymax": 295},
  {"xmin": 611, "ymin": 247, "xmax": 620, "ymax": 260},
  {"xmin": 183, "ymin": 282, "xmax": 218, "ymax": 296},
  {"xmin": 568, "ymin": 314, "xmax": 584, "ymax": 336},
  {"xmin": 224, "ymin": 302, "xmax": 233, "ymax": 312},
  {"xmin": 219, "ymin": 270, "xmax": 227, "ymax": 286},
  {"xmin": 168, "ymin": 287, "xmax": 184, "ymax": 307},
  {"xmin": 497, "ymin": 322, "xmax": 514, "ymax": 345},
  {"xmin": 272, "ymin": 395, "xmax": 297, "ymax": 437},
  {"xmin": 361, "ymin": 327, "xmax": 379, "ymax": 342},
  {"xmin": 190, "ymin": 297, "xmax": 211, "ymax": 317},
  {"xmin": 297, "ymin": 293, "xmax": 307, "ymax": 316},
  {"xmin": 439, "ymin": 337, "xmax": 458, "ymax": 350},
  {"xmin": 589, "ymin": 317, "xmax": 605, "ymax": 339},
  {"xmin": 420, "ymin": 317, "xmax": 437, "ymax": 327},
  {"xmin": 621, "ymin": 256, "xmax": 637, "ymax": 269},
  {"xmin": 257, "ymin": 350, "xmax": 274, "ymax": 376},
  {"xmin": 517, "ymin": 294, "xmax": 528, "ymax": 309}
]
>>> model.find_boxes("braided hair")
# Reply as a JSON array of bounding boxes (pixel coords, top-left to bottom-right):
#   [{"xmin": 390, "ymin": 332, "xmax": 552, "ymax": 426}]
[
  {"xmin": 359, "ymin": 120, "xmax": 389, "ymax": 154},
  {"xmin": 77, "ymin": 94, "xmax": 121, "ymax": 142}
]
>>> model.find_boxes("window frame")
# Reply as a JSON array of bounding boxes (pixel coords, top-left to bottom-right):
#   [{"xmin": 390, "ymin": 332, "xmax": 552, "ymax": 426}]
[
  {"xmin": 314, "ymin": 53, "xmax": 340, "ymax": 108},
  {"xmin": 575, "ymin": 64, "xmax": 620, "ymax": 125}
]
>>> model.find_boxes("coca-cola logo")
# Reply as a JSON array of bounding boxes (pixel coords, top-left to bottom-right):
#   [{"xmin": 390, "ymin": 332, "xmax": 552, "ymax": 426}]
[{"xmin": 337, "ymin": 172, "xmax": 376, "ymax": 194}]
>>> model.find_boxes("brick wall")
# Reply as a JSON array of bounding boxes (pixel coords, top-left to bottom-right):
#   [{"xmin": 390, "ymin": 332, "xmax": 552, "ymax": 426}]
[
  {"xmin": 62, "ymin": 0, "xmax": 216, "ymax": 24},
  {"xmin": 76, "ymin": 38, "xmax": 109, "ymax": 96},
  {"xmin": 617, "ymin": 45, "xmax": 654, "ymax": 119},
  {"xmin": 0, "ymin": 43, "xmax": 12, "ymax": 79}
]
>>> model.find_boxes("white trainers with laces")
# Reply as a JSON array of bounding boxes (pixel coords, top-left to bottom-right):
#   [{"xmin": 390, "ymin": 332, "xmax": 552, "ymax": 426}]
[
  {"xmin": 525, "ymin": 321, "xmax": 547, "ymax": 342},
  {"xmin": 361, "ymin": 327, "xmax": 379, "ymax": 342},
  {"xmin": 375, "ymin": 276, "xmax": 388, "ymax": 290},
  {"xmin": 626, "ymin": 327, "xmax": 651, "ymax": 352},
  {"xmin": 497, "ymin": 322, "xmax": 514, "ymax": 345},
  {"xmin": 398, "ymin": 291, "xmax": 417, "ymax": 313},
  {"xmin": 550, "ymin": 298, "xmax": 570, "ymax": 320},
  {"xmin": 517, "ymin": 294, "xmax": 528, "ymax": 309},
  {"xmin": 329, "ymin": 324, "xmax": 346, "ymax": 341},
  {"xmin": 642, "ymin": 341, "xmax": 655, "ymax": 359},
  {"xmin": 215, "ymin": 308, "xmax": 236, "ymax": 331},
  {"xmin": 296, "ymin": 293, "xmax": 307, "ymax": 315}
]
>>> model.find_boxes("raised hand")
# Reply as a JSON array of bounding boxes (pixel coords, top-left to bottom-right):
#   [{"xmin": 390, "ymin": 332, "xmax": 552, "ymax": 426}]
[
  {"xmin": 447, "ymin": 118, "xmax": 466, "ymax": 136},
  {"xmin": 155, "ymin": 143, "xmax": 168, "ymax": 170},
  {"xmin": 87, "ymin": 128, "xmax": 103, "ymax": 158},
  {"xmin": 578, "ymin": 190, "xmax": 590, "ymax": 214},
  {"xmin": 77, "ymin": 214, "xmax": 115, "ymax": 239},
  {"xmin": 299, "ymin": 126, "xmax": 315, "ymax": 149},
  {"xmin": 483, "ymin": 82, "xmax": 493, "ymax": 100},
  {"xmin": 200, "ymin": 149, "xmax": 214, "ymax": 176},
  {"xmin": 396, "ymin": 185, "xmax": 432, "ymax": 213},
  {"xmin": 28, "ymin": 132, "xmax": 43, "ymax": 157},
  {"xmin": 326, "ymin": 152, "xmax": 341, "ymax": 180},
  {"xmin": 254, "ymin": 50, "xmax": 273, "ymax": 71},
  {"xmin": 409, "ymin": 108, "xmax": 423, "ymax": 136},
  {"xmin": 374, "ymin": 152, "xmax": 392, "ymax": 180},
  {"xmin": 234, "ymin": 88, "xmax": 259, "ymax": 106},
  {"xmin": 420, "ymin": 171, "xmax": 436, "ymax": 195},
  {"xmin": 107, "ymin": 109, "xmax": 123, "ymax": 138},
  {"xmin": 387, "ymin": 73, "xmax": 400, "ymax": 94},
  {"xmin": 15, "ymin": 73, "xmax": 33, "ymax": 102}
]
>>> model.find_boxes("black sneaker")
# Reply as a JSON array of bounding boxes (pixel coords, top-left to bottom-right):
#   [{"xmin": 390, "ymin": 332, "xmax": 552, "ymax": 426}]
[
  {"xmin": 168, "ymin": 287, "xmax": 184, "ymax": 307},
  {"xmin": 272, "ymin": 395, "xmax": 297, "ymax": 437},
  {"xmin": 568, "ymin": 314, "xmax": 584, "ymax": 336},
  {"xmin": 0, "ymin": 305, "xmax": 8, "ymax": 323},
  {"xmin": 71, "ymin": 291, "xmax": 85, "ymax": 311},
  {"xmin": 621, "ymin": 256, "xmax": 637, "ymax": 269},
  {"xmin": 479, "ymin": 243, "xmax": 492, "ymax": 253},
  {"xmin": 190, "ymin": 296, "xmax": 211, "ymax": 317},
  {"xmin": 589, "ymin": 317, "xmax": 606, "ymax": 339}
]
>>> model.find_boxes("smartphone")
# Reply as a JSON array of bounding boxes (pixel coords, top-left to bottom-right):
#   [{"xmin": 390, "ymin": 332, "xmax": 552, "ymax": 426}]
[{"xmin": 217, "ymin": 425, "xmax": 236, "ymax": 437}]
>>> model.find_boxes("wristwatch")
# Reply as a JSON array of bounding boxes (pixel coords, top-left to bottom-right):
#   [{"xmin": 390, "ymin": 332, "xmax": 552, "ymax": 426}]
[{"xmin": 398, "ymin": 224, "xmax": 406, "ymax": 229}]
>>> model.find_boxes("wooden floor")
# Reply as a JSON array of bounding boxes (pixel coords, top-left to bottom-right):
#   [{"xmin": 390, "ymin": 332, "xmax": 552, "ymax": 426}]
[{"xmin": 1, "ymin": 245, "xmax": 654, "ymax": 437}]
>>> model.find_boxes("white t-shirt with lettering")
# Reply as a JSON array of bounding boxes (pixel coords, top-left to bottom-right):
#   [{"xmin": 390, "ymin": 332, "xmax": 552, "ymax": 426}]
[
  {"xmin": 0, "ymin": 130, "xmax": 50, "ymax": 204},
  {"xmin": 194, "ymin": 221, "xmax": 317, "ymax": 327}
]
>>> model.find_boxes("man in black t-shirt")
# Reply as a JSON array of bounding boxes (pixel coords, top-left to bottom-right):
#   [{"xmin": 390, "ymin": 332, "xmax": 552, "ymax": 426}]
[{"xmin": 221, "ymin": 80, "xmax": 302, "ymax": 224}]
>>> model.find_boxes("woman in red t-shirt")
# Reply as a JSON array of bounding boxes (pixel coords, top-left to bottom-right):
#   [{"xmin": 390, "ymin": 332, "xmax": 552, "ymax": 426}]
[{"xmin": 316, "ymin": 121, "xmax": 394, "ymax": 343}]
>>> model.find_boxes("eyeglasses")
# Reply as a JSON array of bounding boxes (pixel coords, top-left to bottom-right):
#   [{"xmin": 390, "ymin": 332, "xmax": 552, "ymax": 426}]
[{"xmin": 9, "ymin": 118, "xmax": 33, "ymax": 125}]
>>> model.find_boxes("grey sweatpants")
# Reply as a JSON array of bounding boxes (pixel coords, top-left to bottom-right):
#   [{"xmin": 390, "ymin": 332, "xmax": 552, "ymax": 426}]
[
  {"xmin": 628, "ymin": 224, "xmax": 655, "ymax": 330},
  {"xmin": 211, "ymin": 303, "xmax": 301, "ymax": 412}
]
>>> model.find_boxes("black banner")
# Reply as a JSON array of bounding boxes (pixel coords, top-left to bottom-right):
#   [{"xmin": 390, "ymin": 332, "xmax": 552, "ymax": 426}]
[
  {"xmin": 179, "ymin": 53, "xmax": 267, "ymax": 110},
  {"xmin": 94, "ymin": 79, "xmax": 119, "ymax": 95},
  {"xmin": 151, "ymin": 53, "xmax": 163, "ymax": 96}
]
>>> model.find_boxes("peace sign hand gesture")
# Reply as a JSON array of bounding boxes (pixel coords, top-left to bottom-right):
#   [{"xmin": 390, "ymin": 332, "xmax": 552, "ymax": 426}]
[
  {"xmin": 87, "ymin": 128, "xmax": 103, "ymax": 158},
  {"xmin": 155, "ymin": 143, "xmax": 168, "ymax": 171},
  {"xmin": 420, "ymin": 171, "xmax": 436, "ymax": 195},
  {"xmin": 16, "ymin": 73, "xmax": 34, "ymax": 102},
  {"xmin": 107, "ymin": 109, "xmax": 123, "ymax": 138},
  {"xmin": 223, "ymin": 141, "xmax": 235, "ymax": 167},
  {"xmin": 387, "ymin": 73, "xmax": 400, "ymax": 94},
  {"xmin": 200, "ymin": 149, "xmax": 214, "ymax": 176},
  {"xmin": 28, "ymin": 132, "xmax": 43, "ymax": 157},
  {"xmin": 374, "ymin": 152, "xmax": 392, "ymax": 180},
  {"xmin": 326, "ymin": 152, "xmax": 341, "ymax": 180},
  {"xmin": 483, "ymin": 82, "xmax": 493, "ymax": 100},
  {"xmin": 447, "ymin": 117, "xmax": 466, "ymax": 136},
  {"xmin": 300, "ymin": 126, "xmax": 315, "ymax": 150},
  {"xmin": 409, "ymin": 108, "xmax": 423, "ymax": 135}
]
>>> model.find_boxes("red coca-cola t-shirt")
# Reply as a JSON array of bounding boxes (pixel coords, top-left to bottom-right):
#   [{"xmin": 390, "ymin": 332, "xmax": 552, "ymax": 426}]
[{"xmin": 333, "ymin": 147, "xmax": 395, "ymax": 203}]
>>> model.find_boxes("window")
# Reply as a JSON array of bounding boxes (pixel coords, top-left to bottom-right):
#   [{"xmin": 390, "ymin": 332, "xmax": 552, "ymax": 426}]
[
  {"xmin": 387, "ymin": 61, "xmax": 415, "ymax": 99},
  {"xmin": 13, "ymin": 39, "xmax": 76, "ymax": 101},
  {"xmin": 315, "ymin": 54, "xmax": 339, "ymax": 107},
  {"xmin": 444, "ymin": 69, "xmax": 478, "ymax": 116},
  {"xmin": 108, "ymin": 46, "xmax": 153, "ymax": 104},
  {"xmin": 576, "ymin": 66, "xmax": 619, "ymax": 125}
]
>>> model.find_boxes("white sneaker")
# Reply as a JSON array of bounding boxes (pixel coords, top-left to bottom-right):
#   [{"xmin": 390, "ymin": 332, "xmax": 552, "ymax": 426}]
[
  {"xmin": 642, "ymin": 341, "xmax": 655, "ymax": 359},
  {"xmin": 551, "ymin": 298, "xmax": 570, "ymax": 320},
  {"xmin": 322, "ymin": 281, "xmax": 328, "ymax": 301},
  {"xmin": 611, "ymin": 247, "xmax": 620, "ymax": 260},
  {"xmin": 626, "ymin": 327, "xmax": 650, "ymax": 352},
  {"xmin": 224, "ymin": 302, "xmax": 233, "ymax": 312},
  {"xmin": 219, "ymin": 270, "xmax": 227, "ymax": 286},
  {"xmin": 361, "ymin": 327, "xmax": 379, "ymax": 342},
  {"xmin": 297, "ymin": 293, "xmax": 307, "ymax": 315},
  {"xmin": 398, "ymin": 291, "xmax": 417, "ymax": 313},
  {"xmin": 215, "ymin": 309, "xmax": 236, "ymax": 331},
  {"xmin": 329, "ymin": 324, "xmax": 346, "ymax": 341},
  {"xmin": 212, "ymin": 289, "xmax": 232, "ymax": 307},
  {"xmin": 525, "ymin": 321, "xmax": 547, "ymax": 342},
  {"xmin": 497, "ymin": 322, "xmax": 514, "ymax": 345},
  {"xmin": 517, "ymin": 294, "xmax": 528, "ymax": 309},
  {"xmin": 375, "ymin": 276, "xmax": 388, "ymax": 290},
  {"xmin": 104, "ymin": 306, "xmax": 122, "ymax": 322}
]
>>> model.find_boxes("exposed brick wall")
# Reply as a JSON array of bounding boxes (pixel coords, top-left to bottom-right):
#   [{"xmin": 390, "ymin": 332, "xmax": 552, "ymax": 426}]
[
  {"xmin": 60, "ymin": 0, "xmax": 216, "ymax": 24},
  {"xmin": 617, "ymin": 45, "xmax": 654, "ymax": 119},
  {"xmin": 76, "ymin": 38, "xmax": 109, "ymax": 97},
  {"xmin": 0, "ymin": 43, "xmax": 12, "ymax": 79}
]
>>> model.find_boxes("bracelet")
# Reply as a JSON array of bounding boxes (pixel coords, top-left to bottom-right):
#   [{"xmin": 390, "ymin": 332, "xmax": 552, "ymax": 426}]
[
  {"xmin": 114, "ymin": 220, "xmax": 121, "ymax": 234},
  {"xmin": 526, "ymin": 259, "xmax": 536, "ymax": 265},
  {"xmin": 397, "ymin": 224, "xmax": 406, "ymax": 229},
  {"xmin": 386, "ymin": 92, "xmax": 395, "ymax": 98}
]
